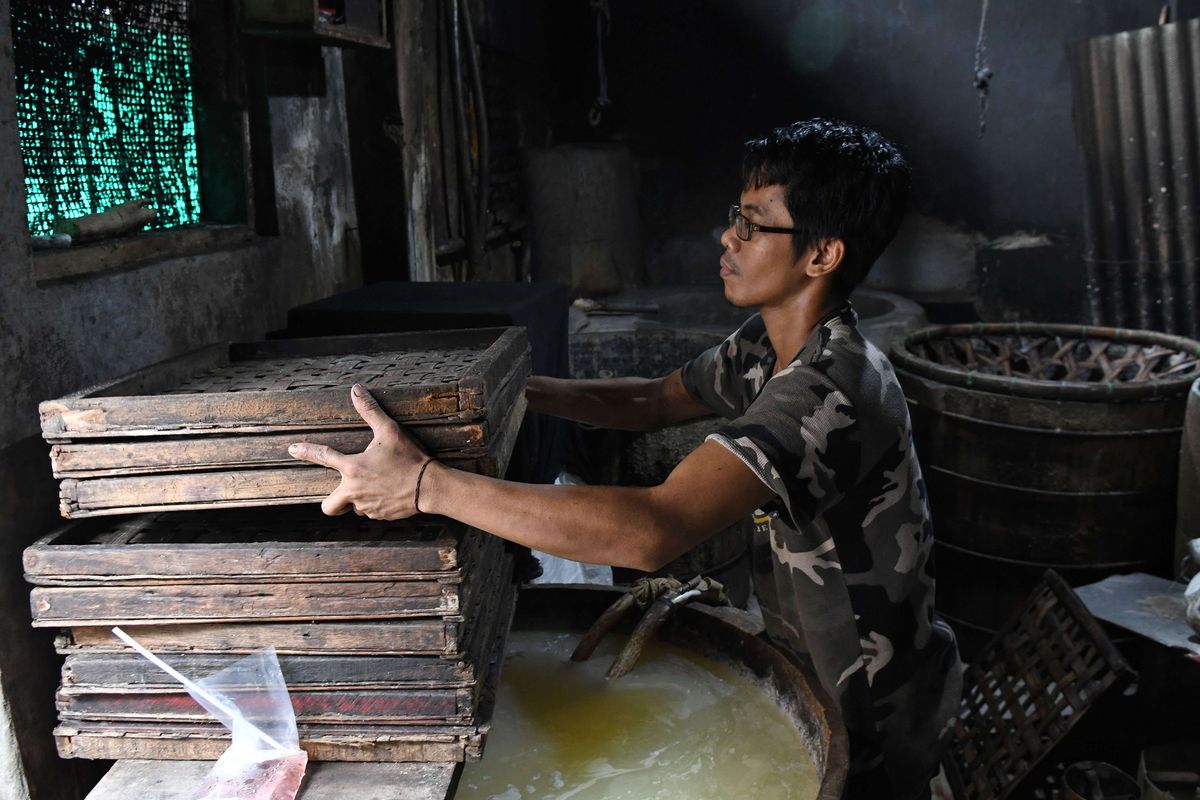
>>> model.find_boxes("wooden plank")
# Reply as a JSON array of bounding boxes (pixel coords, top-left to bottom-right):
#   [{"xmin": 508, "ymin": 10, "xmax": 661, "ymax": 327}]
[
  {"xmin": 25, "ymin": 513, "xmax": 466, "ymax": 582},
  {"xmin": 58, "ymin": 687, "xmax": 474, "ymax": 725},
  {"xmin": 56, "ymin": 722, "xmax": 482, "ymax": 762},
  {"xmin": 42, "ymin": 390, "xmax": 462, "ymax": 439},
  {"xmin": 49, "ymin": 426, "xmax": 484, "ymax": 478},
  {"xmin": 57, "ymin": 620, "xmax": 462, "ymax": 658},
  {"xmin": 62, "ymin": 654, "xmax": 474, "ymax": 690},
  {"xmin": 60, "ymin": 468, "xmax": 341, "ymax": 517},
  {"xmin": 85, "ymin": 760, "xmax": 458, "ymax": 800},
  {"xmin": 31, "ymin": 580, "xmax": 457, "ymax": 627},
  {"xmin": 41, "ymin": 328, "xmax": 529, "ymax": 438}
]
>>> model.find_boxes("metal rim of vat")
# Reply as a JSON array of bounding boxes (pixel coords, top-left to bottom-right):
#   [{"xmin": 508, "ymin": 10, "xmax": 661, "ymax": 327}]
[
  {"xmin": 890, "ymin": 322, "xmax": 1200, "ymax": 401},
  {"xmin": 510, "ymin": 584, "xmax": 848, "ymax": 800}
]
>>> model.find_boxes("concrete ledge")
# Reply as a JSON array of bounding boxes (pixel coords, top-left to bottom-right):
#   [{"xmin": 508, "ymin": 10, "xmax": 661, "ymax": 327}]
[{"xmin": 33, "ymin": 226, "xmax": 264, "ymax": 285}]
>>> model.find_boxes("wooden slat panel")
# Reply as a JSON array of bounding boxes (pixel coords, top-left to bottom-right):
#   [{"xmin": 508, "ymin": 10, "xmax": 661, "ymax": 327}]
[
  {"xmin": 42, "ymin": 389, "xmax": 462, "ymax": 438},
  {"xmin": 55, "ymin": 723, "xmax": 482, "ymax": 762},
  {"xmin": 59, "ymin": 467, "xmax": 340, "ymax": 517},
  {"xmin": 49, "ymin": 426, "xmax": 486, "ymax": 478},
  {"xmin": 31, "ymin": 580, "xmax": 457, "ymax": 626},
  {"xmin": 58, "ymin": 687, "xmax": 473, "ymax": 725},
  {"xmin": 57, "ymin": 620, "xmax": 462, "ymax": 658},
  {"xmin": 62, "ymin": 654, "xmax": 474, "ymax": 689},
  {"xmin": 25, "ymin": 513, "xmax": 465, "ymax": 582}
]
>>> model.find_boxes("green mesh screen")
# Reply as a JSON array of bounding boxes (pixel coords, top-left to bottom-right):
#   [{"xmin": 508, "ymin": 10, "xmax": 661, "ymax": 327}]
[{"xmin": 11, "ymin": 0, "xmax": 201, "ymax": 236}]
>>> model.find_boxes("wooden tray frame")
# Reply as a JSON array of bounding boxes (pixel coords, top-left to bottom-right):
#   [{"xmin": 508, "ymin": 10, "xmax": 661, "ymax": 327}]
[
  {"xmin": 54, "ymin": 393, "xmax": 525, "ymax": 518},
  {"xmin": 53, "ymin": 576, "xmax": 517, "ymax": 762},
  {"xmin": 26, "ymin": 513, "xmax": 472, "ymax": 584},
  {"xmin": 40, "ymin": 328, "xmax": 529, "ymax": 438},
  {"xmin": 46, "ymin": 359, "xmax": 529, "ymax": 479},
  {"xmin": 30, "ymin": 535, "xmax": 505, "ymax": 628}
]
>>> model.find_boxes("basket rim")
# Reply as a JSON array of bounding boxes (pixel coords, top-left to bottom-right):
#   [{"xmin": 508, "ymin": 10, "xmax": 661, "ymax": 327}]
[{"xmin": 888, "ymin": 322, "xmax": 1200, "ymax": 401}]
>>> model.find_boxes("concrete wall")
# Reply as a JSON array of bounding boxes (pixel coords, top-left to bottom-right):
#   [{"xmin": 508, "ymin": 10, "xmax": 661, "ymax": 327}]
[
  {"xmin": 0, "ymin": 3, "xmax": 360, "ymax": 794},
  {"xmin": 542, "ymin": 0, "xmax": 1188, "ymax": 318}
]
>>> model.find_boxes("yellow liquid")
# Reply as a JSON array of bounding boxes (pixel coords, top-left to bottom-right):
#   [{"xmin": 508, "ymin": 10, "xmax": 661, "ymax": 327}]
[{"xmin": 456, "ymin": 630, "xmax": 820, "ymax": 800}]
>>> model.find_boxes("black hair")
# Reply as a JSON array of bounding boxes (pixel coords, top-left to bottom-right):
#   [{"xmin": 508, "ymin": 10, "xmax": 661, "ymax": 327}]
[{"xmin": 742, "ymin": 118, "xmax": 910, "ymax": 293}]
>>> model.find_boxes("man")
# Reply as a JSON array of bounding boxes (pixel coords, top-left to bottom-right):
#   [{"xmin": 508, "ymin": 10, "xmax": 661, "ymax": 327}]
[{"xmin": 290, "ymin": 118, "xmax": 961, "ymax": 799}]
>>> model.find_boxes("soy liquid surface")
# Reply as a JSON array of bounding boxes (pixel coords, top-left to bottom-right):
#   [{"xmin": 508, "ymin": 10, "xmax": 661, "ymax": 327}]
[{"xmin": 456, "ymin": 630, "xmax": 820, "ymax": 800}]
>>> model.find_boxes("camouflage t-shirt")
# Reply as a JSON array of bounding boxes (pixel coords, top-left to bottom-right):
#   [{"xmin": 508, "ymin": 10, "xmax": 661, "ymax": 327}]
[{"xmin": 681, "ymin": 303, "xmax": 961, "ymax": 800}]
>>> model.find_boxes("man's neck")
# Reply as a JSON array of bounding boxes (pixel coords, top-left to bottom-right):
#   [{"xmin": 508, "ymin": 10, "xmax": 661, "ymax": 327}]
[{"xmin": 760, "ymin": 284, "xmax": 845, "ymax": 373}]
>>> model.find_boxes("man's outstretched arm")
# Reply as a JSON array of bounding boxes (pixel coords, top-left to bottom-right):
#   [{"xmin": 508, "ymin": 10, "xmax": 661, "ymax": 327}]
[
  {"xmin": 525, "ymin": 370, "xmax": 711, "ymax": 432},
  {"xmin": 289, "ymin": 384, "xmax": 772, "ymax": 571}
]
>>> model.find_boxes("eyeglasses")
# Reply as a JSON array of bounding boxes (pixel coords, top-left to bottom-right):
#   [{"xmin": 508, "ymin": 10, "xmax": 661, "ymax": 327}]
[{"xmin": 728, "ymin": 204, "xmax": 804, "ymax": 242}]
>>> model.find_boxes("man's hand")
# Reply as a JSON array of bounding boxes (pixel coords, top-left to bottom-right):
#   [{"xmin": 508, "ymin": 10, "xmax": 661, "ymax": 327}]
[{"xmin": 288, "ymin": 383, "xmax": 430, "ymax": 519}]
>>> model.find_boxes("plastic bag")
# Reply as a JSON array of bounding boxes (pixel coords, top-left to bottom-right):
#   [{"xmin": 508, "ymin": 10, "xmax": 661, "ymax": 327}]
[
  {"xmin": 113, "ymin": 627, "xmax": 308, "ymax": 800},
  {"xmin": 531, "ymin": 470, "xmax": 613, "ymax": 586}
]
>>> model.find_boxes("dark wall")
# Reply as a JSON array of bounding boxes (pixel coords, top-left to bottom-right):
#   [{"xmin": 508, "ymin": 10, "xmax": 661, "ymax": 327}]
[{"xmin": 542, "ymin": 0, "xmax": 1191, "ymax": 316}]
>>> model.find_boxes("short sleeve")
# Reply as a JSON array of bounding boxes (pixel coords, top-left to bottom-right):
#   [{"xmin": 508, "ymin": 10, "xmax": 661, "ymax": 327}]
[
  {"xmin": 706, "ymin": 362, "xmax": 861, "ymax": 528},
  {"xmin": 680, "ymin": 315, "xmax": 769, "ymax": 419},
  {"xmin": 680, "ymin": 336, "xmax": 740, "ymax": 418}
]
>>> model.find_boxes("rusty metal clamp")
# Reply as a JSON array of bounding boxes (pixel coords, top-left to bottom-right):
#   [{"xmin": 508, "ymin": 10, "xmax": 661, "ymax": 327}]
[{"xmin": 571, "ymin": 575, "xmax": 727, "ymax": 679}]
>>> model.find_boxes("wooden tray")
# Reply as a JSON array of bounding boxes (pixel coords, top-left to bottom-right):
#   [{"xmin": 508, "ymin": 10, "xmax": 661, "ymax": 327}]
[
  {"xmin": 62, "ymin": 654, "xmax": 477, "ymax": 690},
  {"xmin": 26, "ymin": 509, "xmax": 476, "ymax": 585},
  {"xmin": 52, "ymin": 547, "xmax": 511, "ymax": 660},
  {"xmin": 54, "ymin": 721, "xmax": 488, "ymax": 762},
  {"xmin": 40, "ymin": 328, "xmax": 529, "ymax": 438},
  {"xmin": 56, "ymin": 550, "xmax": 512, "ymax": 666},
  {"xmin": 53, "ymin": 577, "xmax": 517, "ymax": 762},
  {"xmin": 57, "ymin": 687, "xmax": 480, "ymax": 726},
  {"xmin": 38, "ymin": 327, "xmax": 529, "ymax": 517},
  {"xmin": 54, "ymin": 394, "xmax": 525, "ymax": 517},
  {"xmin": 46, "ymin": 361, "xmax": 528, "ymax": 478},
  {"xmin": 56, "ymin": 562, "xmax": 513, "ymax": 728},
  {"xmin": 29, "ymin": 531, "xmax": 506, "ymax": 628}
]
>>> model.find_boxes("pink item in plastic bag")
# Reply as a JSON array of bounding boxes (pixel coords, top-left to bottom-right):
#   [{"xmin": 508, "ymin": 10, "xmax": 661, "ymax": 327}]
[
  {"xmin": 112, "ymin": 627, "xmax": 309, "ymax": 800},
  {"xmin": 194, "ymin": 750, "xmax": 308, "ymax": 800}
]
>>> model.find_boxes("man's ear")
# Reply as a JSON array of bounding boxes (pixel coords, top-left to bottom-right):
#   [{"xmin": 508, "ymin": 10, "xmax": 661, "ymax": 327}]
[{"xmin": 805, "ymin": 238, "xmax": 845, "ymax": 278}]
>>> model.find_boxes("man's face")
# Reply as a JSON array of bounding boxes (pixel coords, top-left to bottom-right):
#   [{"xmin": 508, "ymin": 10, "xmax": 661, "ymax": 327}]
[{"xmin": 719, "ymin": 183, "xmax": 810, "ymax": 309}]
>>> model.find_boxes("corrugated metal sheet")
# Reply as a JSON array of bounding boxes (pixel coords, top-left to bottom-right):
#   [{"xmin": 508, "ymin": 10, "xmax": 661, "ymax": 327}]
[{"xmin": 1069, "ymin": 18, "xmax": 1200, "ymax": 337}]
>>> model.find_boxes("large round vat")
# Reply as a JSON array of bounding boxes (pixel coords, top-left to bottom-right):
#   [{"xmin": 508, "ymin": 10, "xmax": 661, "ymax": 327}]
[
  {"xmin": 891, "ymin": 323, "xmax": 1200, "ymax": 658},
  {"xmin": 501, "ymin": 584, "xmax": 848, "ymax": 800}
]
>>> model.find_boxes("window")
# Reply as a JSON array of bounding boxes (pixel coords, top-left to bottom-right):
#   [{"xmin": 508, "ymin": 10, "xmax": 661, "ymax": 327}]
[{"xmin": 12, "ymin": 0, "xmax": 201, "ymax": 237}]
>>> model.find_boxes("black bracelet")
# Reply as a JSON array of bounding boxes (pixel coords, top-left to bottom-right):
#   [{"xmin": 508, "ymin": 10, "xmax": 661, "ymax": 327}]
[{"xmin": 413, "ymin": 457, "xmax": 434, "ymax": 513}]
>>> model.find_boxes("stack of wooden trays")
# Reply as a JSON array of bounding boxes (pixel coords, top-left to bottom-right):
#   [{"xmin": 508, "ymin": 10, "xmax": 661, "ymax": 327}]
[
  {"xmin": 27, "ymin": 508, "xmax": 515, "ymax": 762},
  {"xmin": 28, "ymin": 327, "xmax": 528, "ymax": 763},
  {"xmin": 38, "ymin": 327, "xmax": 530, "ymax": 518}
]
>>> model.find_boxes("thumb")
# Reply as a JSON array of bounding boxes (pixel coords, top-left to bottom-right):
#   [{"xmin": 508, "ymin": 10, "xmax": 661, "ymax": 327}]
[{"xmin": 351, "ymin": 383, "xmax": 401, "ymax": 440}]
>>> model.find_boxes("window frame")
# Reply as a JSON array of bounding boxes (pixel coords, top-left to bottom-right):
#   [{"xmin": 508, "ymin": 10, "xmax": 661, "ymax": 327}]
[{"xmin": 19, "ymin": 0, "xmax": 276, "ymax": 285}]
